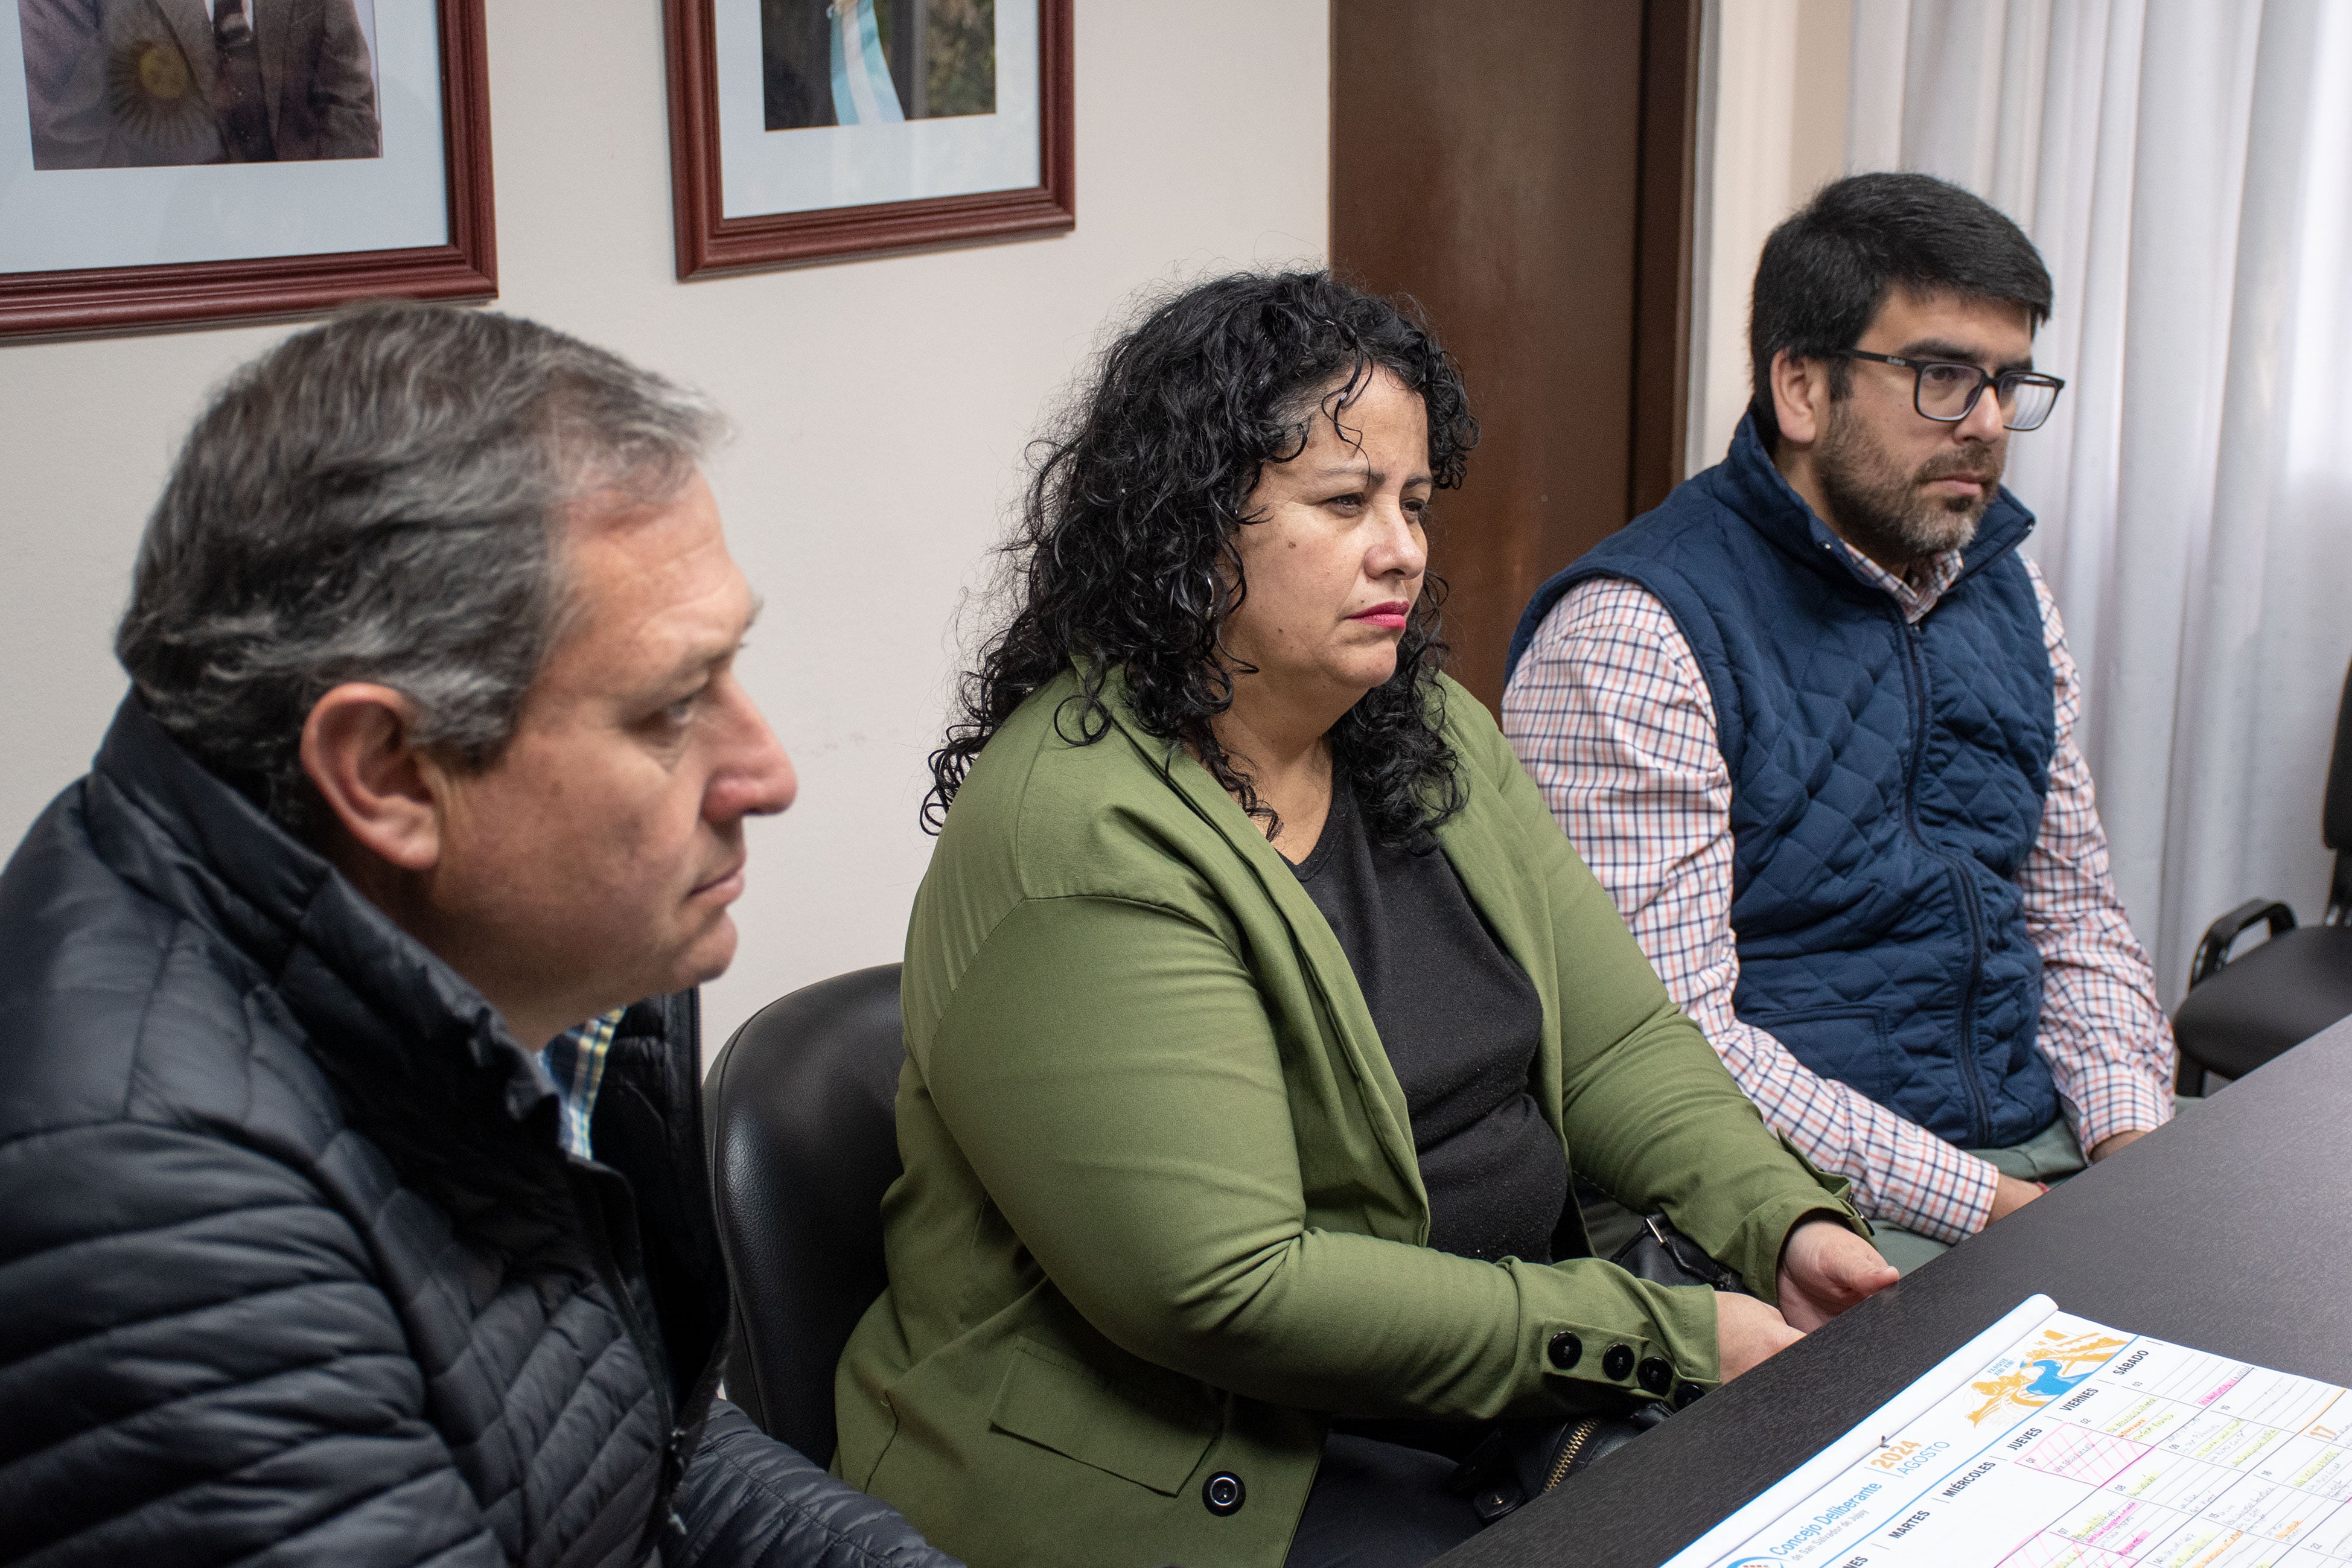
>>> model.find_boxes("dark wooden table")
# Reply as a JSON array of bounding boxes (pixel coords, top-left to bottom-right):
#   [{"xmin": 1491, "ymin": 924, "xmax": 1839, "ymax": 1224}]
[{"xmin": 1436, "ymin": 1015, "xmax": 2351, "ymax": 1568}]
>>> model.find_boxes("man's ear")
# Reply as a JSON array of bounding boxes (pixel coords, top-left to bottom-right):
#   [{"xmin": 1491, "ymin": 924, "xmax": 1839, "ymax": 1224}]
[
  {"xmin": 301, "ymin": 684, "xmax": 445, "ymax": 873},
  {"xmin": 1770, "ymin": 347, "xmax": 1831, "ymax": 447}
]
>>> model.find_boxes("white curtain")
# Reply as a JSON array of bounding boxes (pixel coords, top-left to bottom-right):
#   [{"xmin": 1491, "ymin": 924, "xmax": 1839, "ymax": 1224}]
[{"xmin": 1845, "ymin": 0, "xmax": 2352, "ymax": 1001}]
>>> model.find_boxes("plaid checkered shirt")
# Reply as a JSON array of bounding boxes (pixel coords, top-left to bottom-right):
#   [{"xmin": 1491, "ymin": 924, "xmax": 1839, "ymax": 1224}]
[
  {"xmin": 1502, "ymin": 545, "xmax": 2175, "ymax": 1244},
  {"xmin": 540, "ymin": 1009, "xmax": 624, "ymax": 1161}
]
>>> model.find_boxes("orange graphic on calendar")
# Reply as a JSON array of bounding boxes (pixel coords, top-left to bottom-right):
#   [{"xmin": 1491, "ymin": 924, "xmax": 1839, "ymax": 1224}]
[{"xmin": 1968, "ymin": 1329, "xmax": 2133, "ymax": 1426}]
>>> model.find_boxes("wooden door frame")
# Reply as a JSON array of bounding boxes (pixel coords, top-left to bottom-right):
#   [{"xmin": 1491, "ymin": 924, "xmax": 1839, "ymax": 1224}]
[{"xmin": 1630, "ymin": 0, "xmax": 1702, "ymax": 518}]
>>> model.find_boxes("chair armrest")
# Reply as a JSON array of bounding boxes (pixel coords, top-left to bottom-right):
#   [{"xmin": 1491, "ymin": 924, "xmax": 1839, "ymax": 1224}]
[{"xmin": 2188, "ymin": 899, "xmax": 2298, "ymax": 990}]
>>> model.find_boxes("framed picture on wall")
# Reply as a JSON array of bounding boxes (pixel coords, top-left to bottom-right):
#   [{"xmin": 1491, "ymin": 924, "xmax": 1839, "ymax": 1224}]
[
  {"xmin": 0, "ymin": 0, "xmax": 492, "ymax": 340},
  {"xmin": 665, "ymin": 0, "xmax": 1074, "ymax": 278}
]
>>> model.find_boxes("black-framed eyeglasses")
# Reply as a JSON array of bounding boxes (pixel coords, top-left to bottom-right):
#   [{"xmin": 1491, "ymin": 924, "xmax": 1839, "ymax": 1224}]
[{"xmin": 1834, "ymin": 349, "xmax": 2067, "ymax": 432}]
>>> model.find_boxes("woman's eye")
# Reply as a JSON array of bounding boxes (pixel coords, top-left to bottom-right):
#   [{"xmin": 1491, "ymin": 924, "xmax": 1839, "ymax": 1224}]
[{"xmin": 1325, "ymin": 492, "xmax": 1365, "ymax": 512}]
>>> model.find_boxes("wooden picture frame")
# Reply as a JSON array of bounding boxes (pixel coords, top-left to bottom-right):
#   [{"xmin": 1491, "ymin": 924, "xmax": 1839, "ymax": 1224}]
[
  {"xmin": 665, "ymin": 0, "xmax": 1074, "ymax": 279},
  {"xmin": 0, "ymin": 0, "xmax": 495, "ymax": 342}
]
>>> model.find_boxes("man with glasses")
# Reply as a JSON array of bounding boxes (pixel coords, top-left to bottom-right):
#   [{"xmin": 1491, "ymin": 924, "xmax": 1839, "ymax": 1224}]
[{"xmin": 1501, "ymin": 173, "xmax": 2175, "ymax": 1273}]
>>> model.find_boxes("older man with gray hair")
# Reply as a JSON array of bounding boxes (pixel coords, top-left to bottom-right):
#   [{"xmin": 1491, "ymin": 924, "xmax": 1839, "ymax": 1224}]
[{"xmin": 0, "ymin": 304, "xmax": 957, "ymax": 1567}]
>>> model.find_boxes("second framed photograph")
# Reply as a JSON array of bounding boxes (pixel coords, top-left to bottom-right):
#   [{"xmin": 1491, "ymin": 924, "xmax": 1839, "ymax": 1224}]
[{"xmin": 665, "ymin": 0, "xmax": 1073, "ymax": 278}]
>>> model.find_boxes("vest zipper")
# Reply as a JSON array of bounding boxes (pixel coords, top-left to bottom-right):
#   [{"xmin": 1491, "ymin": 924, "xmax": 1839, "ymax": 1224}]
[
  {"xmin": 1898, "ymin": 617, "xmax": 1996, "ymax": 1146},
  {"xmin": 1949, "ymin": 863, "xmax": 1992, "ymax": 1145}
]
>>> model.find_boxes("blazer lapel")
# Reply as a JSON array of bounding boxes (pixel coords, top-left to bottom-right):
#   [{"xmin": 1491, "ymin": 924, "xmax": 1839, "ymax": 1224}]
[{"xmin": 1092, "ymin": 669, "xmax": 1427, "ymax": 1217}]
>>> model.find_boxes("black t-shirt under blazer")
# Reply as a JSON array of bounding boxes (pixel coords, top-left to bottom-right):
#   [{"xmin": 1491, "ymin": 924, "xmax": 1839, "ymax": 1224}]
[{"xmin": 1287, "ymin": 779, "xmax": 1567, "ymax": 1263}]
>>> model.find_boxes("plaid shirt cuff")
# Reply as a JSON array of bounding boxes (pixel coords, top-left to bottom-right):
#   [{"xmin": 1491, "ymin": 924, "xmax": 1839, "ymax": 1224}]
[
  {"xmin": 2062, "ymin": 1059, "xmax": 2175, "ymax": 1155},
  {"xmin": 1723, "ymin": 1011, "xmax": 2003, "ymax": 1244},
  {"xmin": 1866, "ymin": 1117, "xmax": 2002, "ymax": 1244}
]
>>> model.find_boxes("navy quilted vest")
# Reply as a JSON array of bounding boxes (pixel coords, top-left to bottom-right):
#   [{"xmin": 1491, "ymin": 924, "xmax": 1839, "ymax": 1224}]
[{"xmin": 1506, "ymin": 415, "xmax": 2059, "ymax": 1148}]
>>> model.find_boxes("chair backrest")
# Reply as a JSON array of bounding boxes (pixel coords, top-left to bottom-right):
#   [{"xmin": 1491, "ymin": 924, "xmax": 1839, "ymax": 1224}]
[{"xmin": 704, "ymin": 963, "xmax": 906, "ymax": 1464}]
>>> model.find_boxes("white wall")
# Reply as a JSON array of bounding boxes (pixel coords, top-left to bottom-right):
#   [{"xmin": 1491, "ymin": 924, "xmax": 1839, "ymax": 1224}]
[{"xmin": 0, "ymin": 0, "xmax": 1331, "ymax": 1054}]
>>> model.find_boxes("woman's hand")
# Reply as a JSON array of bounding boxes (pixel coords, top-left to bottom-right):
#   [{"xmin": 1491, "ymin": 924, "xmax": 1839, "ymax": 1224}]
[
  {"xmin": 1715, "ymin": 1290, "xmax": 1804, "ymax": 1380},
  {"xmin": 1776, "ymin": 1217, "xmax": 1899, "ymax": 1332},
  {"xmin": 1713, "ymin": 1218, "xmax": 1897, "ymax": 1385}
]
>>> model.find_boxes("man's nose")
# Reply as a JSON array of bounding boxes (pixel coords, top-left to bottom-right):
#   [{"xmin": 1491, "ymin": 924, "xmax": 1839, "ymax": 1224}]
[
  {"xmin": 1957, "ymin": 380, "xmax": 2010, "ymax": 444},
  {"xmin": 707, "ymin": 683, "xmax": 797, "ymax": 822}
]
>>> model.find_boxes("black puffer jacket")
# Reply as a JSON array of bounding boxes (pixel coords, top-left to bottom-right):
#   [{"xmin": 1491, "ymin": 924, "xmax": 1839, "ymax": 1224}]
[{"xmin": 0, "ymin": 701, "xmax": 960, "ymax": 1568}]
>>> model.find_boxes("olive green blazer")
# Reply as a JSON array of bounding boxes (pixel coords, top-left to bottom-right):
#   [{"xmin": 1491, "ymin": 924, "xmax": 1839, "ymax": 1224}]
[{"xmin": 836, "ymin": 668, "xmax": 1855, "ymax": 1568}]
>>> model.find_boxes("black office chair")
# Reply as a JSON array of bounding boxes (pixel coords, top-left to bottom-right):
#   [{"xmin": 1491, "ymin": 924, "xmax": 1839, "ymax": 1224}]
[
  {"xmin": 704, "ymin": 963, "xmax": 907, "ymax": 1464},
  {"xmin": 2170, "ymin": 661, "xmax": 2352, "ymax": 1094}
]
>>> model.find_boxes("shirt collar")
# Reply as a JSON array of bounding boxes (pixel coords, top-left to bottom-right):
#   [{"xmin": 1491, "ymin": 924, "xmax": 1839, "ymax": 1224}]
[
  {"xmin": 540, "ymin": 1009, "xmax": 625, "ymax": 1161},
  {"xmin": 1830, "ymin": 539, "xmax": 1968, "ymax": 625}
]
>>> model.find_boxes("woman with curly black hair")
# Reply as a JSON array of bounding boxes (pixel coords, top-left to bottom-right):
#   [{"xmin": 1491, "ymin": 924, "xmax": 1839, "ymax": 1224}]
[{"xmin": 832, "ymin": 272, "xmax": 1888, "ymax": 1568}]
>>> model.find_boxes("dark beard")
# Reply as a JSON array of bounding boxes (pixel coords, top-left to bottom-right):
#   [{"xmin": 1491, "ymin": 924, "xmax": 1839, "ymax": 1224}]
[{"xmin": 1814, "ymin": 401, "xmax": 2003, "ymax": 567}]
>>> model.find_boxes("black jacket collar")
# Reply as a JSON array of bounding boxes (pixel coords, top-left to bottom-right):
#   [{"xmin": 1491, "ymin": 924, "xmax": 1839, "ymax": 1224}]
[{"xmin": 84, "ymin": 696, "xmax": 562, "ymax": 1135}]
